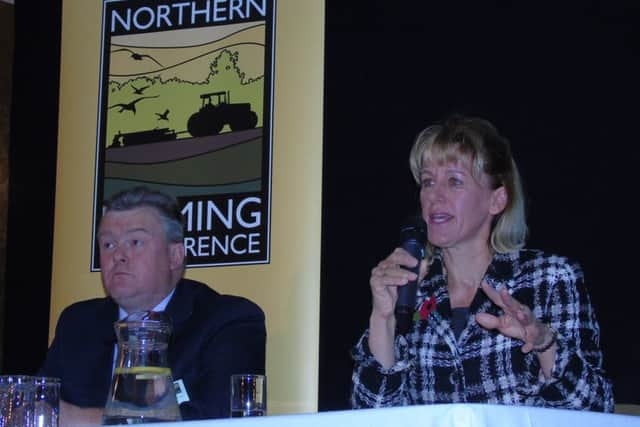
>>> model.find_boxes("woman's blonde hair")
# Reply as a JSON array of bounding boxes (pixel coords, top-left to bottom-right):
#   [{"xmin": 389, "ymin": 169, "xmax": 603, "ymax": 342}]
[{"xmin": 409, "ymin": 115, "xmax": 527, "ymax": 253}]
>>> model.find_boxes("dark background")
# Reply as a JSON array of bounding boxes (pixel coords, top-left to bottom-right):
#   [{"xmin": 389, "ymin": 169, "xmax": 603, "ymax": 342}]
[
  {"xmin": 319, "ymin": 0, "xmax": 640, "ymax": 410},
  {"xmin": 3, "ymin": 0, "xmax": 640, "ymax": 411},
  {"xmin": 2, "ymin": 0, "xmax": 60, "ymax": 376},
  {"xmin": 0, "ymin": 1, "xmax": 15, "ymax": 369}
]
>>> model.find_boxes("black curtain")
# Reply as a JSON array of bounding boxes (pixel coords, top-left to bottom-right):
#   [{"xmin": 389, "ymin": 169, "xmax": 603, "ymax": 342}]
[
  {"xmin": 2, "ymin": 0, "xmax": 61, "ymax": 373},
  {"xmin": 320, "ymin": 0, "xmax": 640, "ymax": 410}
]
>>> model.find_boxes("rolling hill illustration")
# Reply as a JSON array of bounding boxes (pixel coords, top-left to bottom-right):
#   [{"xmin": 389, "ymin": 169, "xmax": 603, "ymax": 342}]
[{"xmin": 101, "ymin": 22, "xmax": 268, "ymax": 199}]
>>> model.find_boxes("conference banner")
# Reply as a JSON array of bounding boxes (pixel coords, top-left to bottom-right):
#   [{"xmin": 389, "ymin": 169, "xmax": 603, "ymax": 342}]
[
  {"xmin": 92, "ymin": 0, "xmax": 275, "ymax": 269},
  {"xmin": 52, "ymin": 0, "xmax": 324, "ymax": 415}
]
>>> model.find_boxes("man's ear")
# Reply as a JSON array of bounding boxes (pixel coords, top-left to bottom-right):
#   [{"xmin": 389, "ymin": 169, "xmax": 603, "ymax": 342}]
[
  {"xmin": 168, "ymin": 242, "xmax": 185, "ymax": 270},
  {"xmin": 489, "ymin": 186, "xmax": 508, "ymax": 215}
]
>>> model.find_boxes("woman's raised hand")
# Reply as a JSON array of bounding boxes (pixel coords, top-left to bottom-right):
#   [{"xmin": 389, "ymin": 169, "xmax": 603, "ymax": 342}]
[
  {"xmin": 475, "ymin": 281, "xmax": 551, "ymax": 353},
  {"xmin": 370, "ymin": 248, "xmax": 427, "ymax": 319},
  {"xmin": 368, "ymin": 248, "xmax": 427, "ymax": 368}
]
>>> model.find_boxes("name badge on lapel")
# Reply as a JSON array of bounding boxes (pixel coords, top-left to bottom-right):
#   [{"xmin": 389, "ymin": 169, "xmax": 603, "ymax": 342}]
[{"xmin": 173, "ymin": 379, "xmax": 191, "ymax": 404}]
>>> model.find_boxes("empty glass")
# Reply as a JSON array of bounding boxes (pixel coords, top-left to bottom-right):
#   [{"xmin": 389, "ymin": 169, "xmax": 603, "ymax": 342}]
[
  {"xmin": 0, "ymin": 375, "xmax": 59, "ymax": 427},
  {"xmin": 32, "ymin": 377, "xmax": 60, "ymax": 427},
  {"xmin": 230, "ymin": 374, "xmax": 266, "ymax": 417},
  {"xmin": 4, "ymin": 375, "xmax": 34, "ymax": 427},
  {"xmin": 0, "ymin": 376, "xmax": 14, "ymax": 427}
]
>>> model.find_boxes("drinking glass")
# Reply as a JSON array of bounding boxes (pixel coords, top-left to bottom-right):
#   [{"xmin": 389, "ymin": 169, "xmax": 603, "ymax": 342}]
[
  {"xmin": 0, "ymin": 376, "xmax": 60, "ymax": 427},
  {"xmin": 32, "ymin": 377, "xmax": 60, "ymax": 427},
  {"xmin": 0, "ymin": 376, "xmax": 14, "ymax": 427},
  {"xmin": 230, "ymin": 374, "xmax": 266, "ymax": 417},
  {"xmin": 2, "ymin": 375, "xmax": 34, "ymax": 427}
]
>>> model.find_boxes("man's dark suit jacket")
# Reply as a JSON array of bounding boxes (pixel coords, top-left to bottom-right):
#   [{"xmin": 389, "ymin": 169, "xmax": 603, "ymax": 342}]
[{"xmin": 39, "ymin": 278, "xmax": 266, "ymax": 420}]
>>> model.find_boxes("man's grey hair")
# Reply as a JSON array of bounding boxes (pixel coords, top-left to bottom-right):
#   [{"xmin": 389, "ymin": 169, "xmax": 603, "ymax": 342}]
[{"xmin": 102, "ymin": 186, "xmax": 184, "ymax": 243}]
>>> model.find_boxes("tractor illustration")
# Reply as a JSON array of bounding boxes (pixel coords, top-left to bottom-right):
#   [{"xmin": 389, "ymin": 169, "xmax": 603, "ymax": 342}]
[{"xmin": 187, "ymin": 91, "xmax": 258, "ymax": 137}]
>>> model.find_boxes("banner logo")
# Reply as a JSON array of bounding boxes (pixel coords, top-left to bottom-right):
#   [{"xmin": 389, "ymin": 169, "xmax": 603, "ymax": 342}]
[{"xmin": 92, "ymin": 0, "xmax": 276, "ymax": 269}]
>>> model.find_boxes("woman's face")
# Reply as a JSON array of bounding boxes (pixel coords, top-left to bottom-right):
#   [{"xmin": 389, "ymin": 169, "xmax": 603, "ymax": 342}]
[{"xmin": 419, "ymin": 153, "xmax": 506, "ymax": 252}]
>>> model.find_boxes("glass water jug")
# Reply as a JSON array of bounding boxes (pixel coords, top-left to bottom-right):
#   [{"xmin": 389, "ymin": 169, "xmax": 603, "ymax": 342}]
[{"xmin": 103, "ymin": 311, "xmax": 181, "ymax": 424}]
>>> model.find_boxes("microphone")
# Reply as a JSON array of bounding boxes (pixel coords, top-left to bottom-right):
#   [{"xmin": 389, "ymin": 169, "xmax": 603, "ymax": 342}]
[{"xmin": 395, "ymin": 216, "xmax": 428, "ymax": 335}]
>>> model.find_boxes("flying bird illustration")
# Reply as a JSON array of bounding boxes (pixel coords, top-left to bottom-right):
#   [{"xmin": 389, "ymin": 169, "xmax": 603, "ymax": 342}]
[
  {"xmin": 131, "ymin": 84, "xmax": 150, "ymax": 95},
  {"xmin": 112, "ymin": 48, "xmax": 163, "ymax": 67},
  {"xmin": 156, "ymin": 109, "xmax": 170, "ymax": 121},
  {"xmin": 108, "ymin": 96, "xmax": 159, "ymax": 114}
]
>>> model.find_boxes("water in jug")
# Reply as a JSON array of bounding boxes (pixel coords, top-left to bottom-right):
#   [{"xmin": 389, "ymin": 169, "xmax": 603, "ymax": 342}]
[{"xmin": 103, "ymin": 311, "xmax": 181, "ymax": 424}]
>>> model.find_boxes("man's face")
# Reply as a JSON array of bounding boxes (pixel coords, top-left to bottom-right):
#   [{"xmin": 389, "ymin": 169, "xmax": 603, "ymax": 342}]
[{"xmin": 97, "ymin": 206, "xmax": 184, "ymax": 313}]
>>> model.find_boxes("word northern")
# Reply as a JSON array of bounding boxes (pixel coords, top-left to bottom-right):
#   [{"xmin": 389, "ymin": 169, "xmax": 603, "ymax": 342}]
[{"xmin": 110, "ymin": 0, "xmax": 267, "ymax": 33}]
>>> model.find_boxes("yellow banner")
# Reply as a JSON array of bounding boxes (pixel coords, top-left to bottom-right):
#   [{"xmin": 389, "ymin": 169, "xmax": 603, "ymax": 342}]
[{"xmin": 52, "ymin": 0, "xmax": 324, "ymax": 414}]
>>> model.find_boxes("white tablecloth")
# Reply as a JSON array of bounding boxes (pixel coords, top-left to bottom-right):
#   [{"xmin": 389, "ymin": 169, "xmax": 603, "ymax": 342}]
[{"xmin": 143, "ymin": 403, "xmax": 640, "ymax": 427}]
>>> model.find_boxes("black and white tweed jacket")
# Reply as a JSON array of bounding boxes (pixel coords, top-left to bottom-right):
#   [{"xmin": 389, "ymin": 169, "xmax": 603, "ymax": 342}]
[{"xmin": 351, "ymin": 249, "xmax": 614, "ymax": 412}]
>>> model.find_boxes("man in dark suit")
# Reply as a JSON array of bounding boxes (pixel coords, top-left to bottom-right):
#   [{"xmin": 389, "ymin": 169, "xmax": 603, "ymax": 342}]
[{"xmin": 40, "ymin": 187, "xmax": 266, "ymax": 425}]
